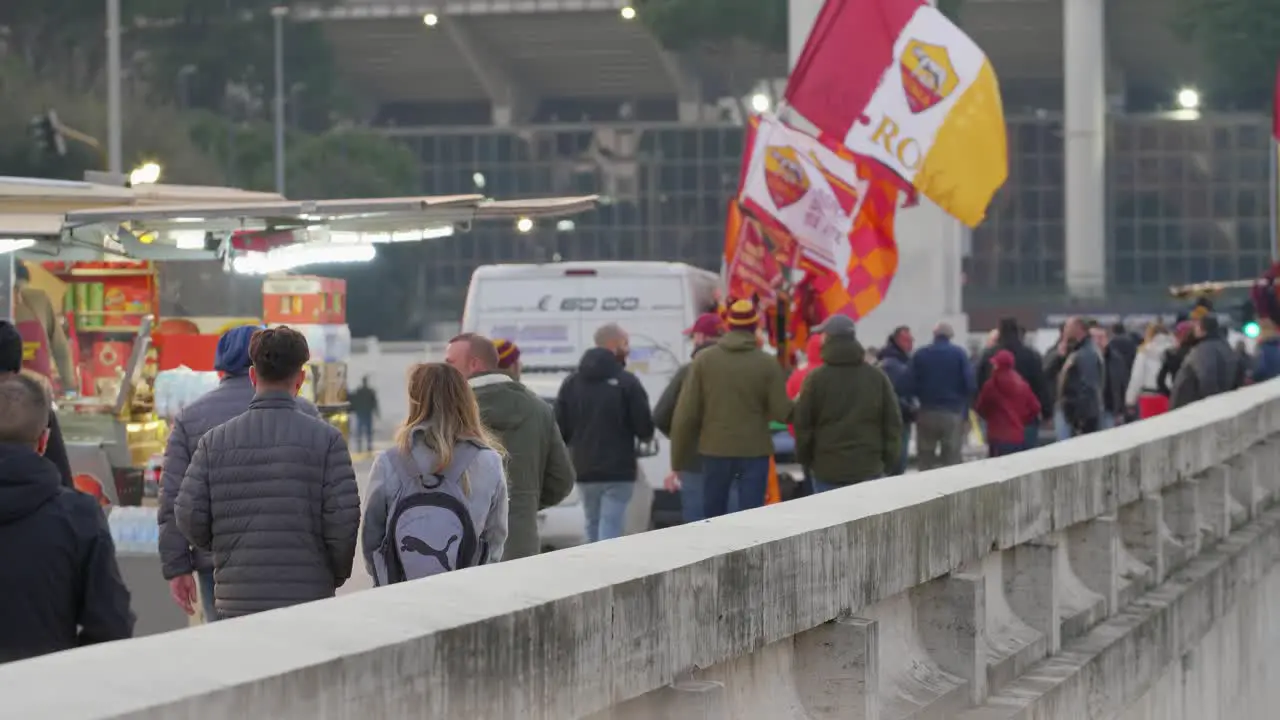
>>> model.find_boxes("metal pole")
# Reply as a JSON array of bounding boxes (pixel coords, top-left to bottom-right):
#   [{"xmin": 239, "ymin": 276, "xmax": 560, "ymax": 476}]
[
  {"xmin": 272, "ymin": 7, "xmax": 288, "ymax": 196},
  {"xmin": 1271, "ymin": 136, "xmax": 1277, "ymax": 262},
  {"xmin": 106, "ymin": 0, "xmax": 122, "ymax": 173}
]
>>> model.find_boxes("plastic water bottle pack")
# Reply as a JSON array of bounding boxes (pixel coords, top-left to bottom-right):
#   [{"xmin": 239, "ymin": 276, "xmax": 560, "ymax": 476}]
[{"xmin": 108, "ymin": 506, "xmax": 161, "ymax": 555}]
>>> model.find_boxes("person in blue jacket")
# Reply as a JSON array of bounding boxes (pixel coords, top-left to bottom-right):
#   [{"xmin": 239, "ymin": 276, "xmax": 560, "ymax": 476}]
[
  {"xmin": 877, "ymin": 326, "xmax": 916, "ymax": 475},
  {"xmin": 1253, "ymin": 321, "xmax": 1280, "ymax": 383},
  {"xmin": 909, "ymin": 322, "xmax": 975, "ymax": 470}
]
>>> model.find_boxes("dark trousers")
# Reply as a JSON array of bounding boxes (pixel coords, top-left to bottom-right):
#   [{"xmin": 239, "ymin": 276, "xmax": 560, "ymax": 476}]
[
  {"xmin": 702, "ymin": 456, "xmax": 770, "ymax": 518},
  {"xmin": 988, "ymin": 441, "xmax": 1025, "ymax": 458},
  {"xmin": 352, "ymin": 414, "xmax": 374, "ymax": 452}
]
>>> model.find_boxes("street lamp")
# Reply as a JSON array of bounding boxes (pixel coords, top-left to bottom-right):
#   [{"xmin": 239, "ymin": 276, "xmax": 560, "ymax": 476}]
[
  {"xmin": 1176, "ymin": 87, "xmax": 1200, "ymax": 111},
  {"xmin": 129, "ymin": 162, "xmax": 162, "ymax": 185},
  {"xmin": 750, "ymin": 93, "xmax": 771, "ymax": 113},
  {"xmin": 620, "ymin": 6, "xmax": 636, "ymax": 20},
  {"xmin": 106, "ymin": 0, "xmax": 122, "ymax": 173},
  {"xmin": 271, "ymin": 6, "xmax": 289, "ymax": 196},
  {"xmin": 515, "ymin": 217, "xmax": 534, "ymax": 233},
  {"xmin": 423, "ymin": 13, "xmax": 439, "ymax": 26}
]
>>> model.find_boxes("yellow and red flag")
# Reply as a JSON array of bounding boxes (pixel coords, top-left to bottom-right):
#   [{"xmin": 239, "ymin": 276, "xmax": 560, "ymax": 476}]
[
  {"xmin": 785, "ymin": 0, "xmax": 1006, "ymax": 227},
  {"xmin": 723, "ymin": 201, "xmax": 784, "ymax": 306}
]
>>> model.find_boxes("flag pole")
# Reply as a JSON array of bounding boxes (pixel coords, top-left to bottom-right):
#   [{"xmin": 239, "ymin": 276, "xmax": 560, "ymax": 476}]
[{"xmin": 1271, "ymin": 135, "xmax": 1278, "ymax": 263}]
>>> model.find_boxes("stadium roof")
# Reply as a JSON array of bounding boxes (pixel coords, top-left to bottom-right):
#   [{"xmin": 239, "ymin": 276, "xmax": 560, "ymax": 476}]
[{"xmin": 301, "ymin": 0, "xmax": 1204, "ymax": 115}]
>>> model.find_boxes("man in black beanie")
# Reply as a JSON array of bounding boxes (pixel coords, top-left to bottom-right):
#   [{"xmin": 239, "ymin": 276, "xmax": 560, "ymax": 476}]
[{"xmin": 0, "ymin": 321, "xmax": 73, "ymax": 487}]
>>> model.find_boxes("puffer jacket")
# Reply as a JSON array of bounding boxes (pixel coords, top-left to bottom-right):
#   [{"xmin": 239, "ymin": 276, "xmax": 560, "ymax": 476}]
[
  {"xmin": 175, "ymin": 391, "xmax": 358, "ymax": 618},
  {"xmin": 158, "ymin": 374, "xmax": 318, "ymax": 580},
  {"xmin": 1124, "ymin": 334, "xmax": 1175, "ymax": 407}
]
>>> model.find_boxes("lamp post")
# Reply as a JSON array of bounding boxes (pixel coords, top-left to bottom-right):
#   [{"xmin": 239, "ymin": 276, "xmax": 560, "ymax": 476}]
[
  {"xmin": 271, "ymin": 6, "xmax": 288, "ymax": 196},
  {"xmin": 106, "ymin": 0, "xmax": 122, "ymax": 173}
]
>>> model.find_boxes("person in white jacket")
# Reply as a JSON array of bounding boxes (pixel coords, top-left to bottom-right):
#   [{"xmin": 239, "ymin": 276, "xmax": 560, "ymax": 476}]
[{"xmin": 1125, "ymin": 324, "xmax": 1175, "ymax": 418}]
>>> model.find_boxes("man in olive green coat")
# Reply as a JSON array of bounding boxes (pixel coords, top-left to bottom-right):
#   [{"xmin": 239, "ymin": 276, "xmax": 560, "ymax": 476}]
[
  {"xmin": 793, "ymin": 315, "xmax": 902, "ymax": 493},
  {"xmin": 446, "ymin": 334, "xmax": 575, "ymax": 560},
  {"xmin": 671, "ymin": 300, "xmax": 792, "ymax": 518}
]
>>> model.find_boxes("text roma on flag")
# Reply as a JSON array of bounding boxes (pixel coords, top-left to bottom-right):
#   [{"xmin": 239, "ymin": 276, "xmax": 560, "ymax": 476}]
[{"xmin": 785, "ymin": 0, "xmax": 1008, "ymax": 228}]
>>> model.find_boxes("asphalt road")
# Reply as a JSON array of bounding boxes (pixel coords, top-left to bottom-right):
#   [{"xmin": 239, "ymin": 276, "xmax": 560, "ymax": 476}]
[{"xmin": 338, "ymin": 450, "xmax": 378, "ymax": 596}]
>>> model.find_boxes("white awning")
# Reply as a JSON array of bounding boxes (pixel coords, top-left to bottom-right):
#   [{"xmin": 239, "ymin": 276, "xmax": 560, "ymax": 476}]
[{"xmin": 0, "ymin": 213, "xmax": 65, "ymax": 238}]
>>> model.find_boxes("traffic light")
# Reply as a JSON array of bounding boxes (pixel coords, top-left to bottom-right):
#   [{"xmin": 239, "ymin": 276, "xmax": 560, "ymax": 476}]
[
  {"xmin": 28, "ymin": 110, "xmax": 66, "ymax": 157},
  {"xmin": 1239, "ymin": 299, "xmax": 1261, "ymax": 338}
]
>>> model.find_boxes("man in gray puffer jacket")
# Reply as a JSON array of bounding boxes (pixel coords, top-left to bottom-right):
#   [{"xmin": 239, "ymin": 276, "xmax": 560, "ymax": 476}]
[
  {"xmin": 176, "ymin": 327, "xmax": 358, "ymax": 619},
  {"xmin": 158, "ymin": 326, "xmax": 320, "ymax": 620}
]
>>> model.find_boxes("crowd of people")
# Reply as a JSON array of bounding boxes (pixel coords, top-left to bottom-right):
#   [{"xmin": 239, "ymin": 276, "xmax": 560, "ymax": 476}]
[{"xmin": 0, "ymin": 299, "xmax": 1271, "ymax": 664}]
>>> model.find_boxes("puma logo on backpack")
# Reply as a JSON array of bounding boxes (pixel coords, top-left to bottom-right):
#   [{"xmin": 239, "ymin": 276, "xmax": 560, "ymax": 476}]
[{"xmin": 371, "ymin": 441, "xmax": 486, "ymax": 585}]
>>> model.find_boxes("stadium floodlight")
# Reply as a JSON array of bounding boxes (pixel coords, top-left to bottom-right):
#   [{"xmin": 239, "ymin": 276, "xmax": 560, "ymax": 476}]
[
  {"xmin": 620, "ymin": 6, "xmax": 636, "ymax": 20},
  {"xmin": 129, "ymin": 161, "xmax": 162, "ymax": 185},
  {"xmin": 423, "ymin": 13, "xmax": 439, "ymax": 27},
  {"xmin": 750, "ymin": 93, "xmax": 771, "ymax": 113},
  {"xmin": 1176, "ymin": 87, "xmax": 1199, "ymax": 111}
]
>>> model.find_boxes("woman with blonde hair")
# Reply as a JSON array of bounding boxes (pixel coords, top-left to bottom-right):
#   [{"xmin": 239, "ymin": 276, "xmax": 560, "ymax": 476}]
[
  {"xmin": 1125, "ymin": 322, "xmax": 1175, "ymax": 419},
  {"xmin": 362, "ymin": 363, "xmax": 508, "ymax": 585}
]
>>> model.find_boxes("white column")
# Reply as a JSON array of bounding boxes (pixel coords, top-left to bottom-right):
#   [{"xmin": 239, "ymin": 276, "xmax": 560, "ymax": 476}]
[
  {"xmin": 1064, "ymin": 0, "xmax": 1107, "ymax": 298},
  {"xmin": 787, "ymin": 0, "xmax": 967, "ymax": 343}
]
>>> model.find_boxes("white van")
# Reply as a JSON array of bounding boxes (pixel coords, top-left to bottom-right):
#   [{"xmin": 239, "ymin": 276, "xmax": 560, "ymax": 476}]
[{"xmin": 460, "ymin": 261, "xmax": 721, "ymax": 548}]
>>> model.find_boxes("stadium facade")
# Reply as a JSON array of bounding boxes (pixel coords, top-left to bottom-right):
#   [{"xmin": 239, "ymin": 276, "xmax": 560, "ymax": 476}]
[{"xmin": 302, "ymin": 0, "xmax": 1271, "ymax": 327}]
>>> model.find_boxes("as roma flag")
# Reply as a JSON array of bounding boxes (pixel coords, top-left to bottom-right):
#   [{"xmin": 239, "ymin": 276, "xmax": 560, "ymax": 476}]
[{"xmin": 786, "ymin": 0, "xmax": 1006, "ymax": 227}]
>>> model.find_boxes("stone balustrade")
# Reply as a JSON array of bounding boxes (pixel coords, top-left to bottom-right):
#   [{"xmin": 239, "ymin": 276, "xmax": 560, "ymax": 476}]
[{"xmin": 5, "ymin": 383, "xmax": 1280, "ymax": 719}]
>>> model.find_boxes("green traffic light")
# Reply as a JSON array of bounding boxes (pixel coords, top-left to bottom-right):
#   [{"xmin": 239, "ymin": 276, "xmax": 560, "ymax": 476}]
[{"xmin": 1245, "ymin": 322, "xmax": 1261, "ymax": 338}]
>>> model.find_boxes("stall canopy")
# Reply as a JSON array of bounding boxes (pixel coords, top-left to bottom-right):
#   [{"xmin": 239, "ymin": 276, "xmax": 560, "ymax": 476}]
[{"xmin": 43, "ymin": 193, "xmax": 599, "ymax": 269}]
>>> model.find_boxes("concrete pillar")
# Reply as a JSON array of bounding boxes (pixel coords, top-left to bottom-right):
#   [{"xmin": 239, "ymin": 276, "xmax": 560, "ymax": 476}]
[
  {"xmin": 1163, "ymin": 480, "xmax": 1201, "ymax": 561},
  {"xmin": 1119, "ymin": 497, "xmax": 1171, "ymax": 586},
  {"xmin": 794, "ymin": 617, "xmax": 880, "ymax": 720},
  {"xmin": 1063, "ymin": 0, "xmax": 1107, "ymax": 298},
  {"xmin": 1199, "ymin": 467, "xmax": 1232, "ymax": 544},
  {"xmin": 1004, "ymin": 540, "xmax": 1060, "ymax": 656},
  {"xmin": 1067, "ymin": 515, "xmax": 1119, "ymax": 615},
  {"xmin": 914, "ymin": 572, "xmax": 988, "ymax": 705},
  {"xmin": 1230, "ymin": 453, "xmax": 1264, "ymax": 525}
]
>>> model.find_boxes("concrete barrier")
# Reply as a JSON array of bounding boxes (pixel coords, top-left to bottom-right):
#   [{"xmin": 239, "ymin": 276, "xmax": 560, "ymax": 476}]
[{"xmin": 6, "ymin": 383, "xmax": 1280, "ymax": 719}]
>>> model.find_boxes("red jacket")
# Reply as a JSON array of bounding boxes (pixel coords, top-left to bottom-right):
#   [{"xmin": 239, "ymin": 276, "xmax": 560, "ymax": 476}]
[
  {"xmin": 975, "ymin": 350, "xmax": 1041, "ymax": 445},
  {"xmin": 786, "ymin": 335, "xmax": 824, "ymax": 436}
]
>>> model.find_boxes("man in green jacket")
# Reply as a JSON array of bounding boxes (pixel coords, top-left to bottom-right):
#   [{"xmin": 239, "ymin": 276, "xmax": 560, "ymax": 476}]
[
  {"xmin": 671, "ymin": 299, "xmax": 792, "ymax": 518},
  {"xmin": 446, "ymin": 334, "xmax": 575, "ymax": 560},
  {"xmin": 653, "ymin": 313, "xmax": 723, "ymax": 523},
  {"xmin": 793, "ymin": 315, "xmax": 903, "ymax": 493}
]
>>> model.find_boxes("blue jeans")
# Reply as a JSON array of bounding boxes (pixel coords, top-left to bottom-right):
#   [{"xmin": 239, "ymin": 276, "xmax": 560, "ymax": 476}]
[
  {"xmin": 1023, "ymin": 424, "xmax": 1040, "ymax": 450},
  {"xmin": 891, "ymin": 421, "xmax": 912, "ymax": 476},
  {"xmin": 197, "ymin": 569, "xmax": 219, "ymax": 622},
  {"xmin": 1053, "ymin": 408, "xmax": 1072, "ymax": 441},
  {"xmin": 580, "ymin": 481, "xmax": 634, "ymax": 543},
  {"xmin": 679, "ymin": 471, "xmax": 706, "ymax": 523},
  {"xmin": 702, "ymin": 456, "xmax": 770, "ymax": 517},
  {"xmin": 1099, "ymin": 412, "xmax": 1115, "ymax": 430},
  {"xmin": 352, "ymin": 414, "xmax": 374, "ymax": 452},
  {"xmin": 988, "ymin": 441, "xmax": 1025, "ymax": 458}
]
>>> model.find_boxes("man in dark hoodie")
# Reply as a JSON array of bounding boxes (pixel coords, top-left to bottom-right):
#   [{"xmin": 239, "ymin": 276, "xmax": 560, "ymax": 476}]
[
  {"xmin": 556, "ymin": 323, "xmax": 655, "ymax": 543},
  {"xmin": 653, "ymin": 313, "xmax": 723, "ymax": 523},
  {"xmin": 447, "ymin": 333, "xmax": 574, "ymax": 558},
  {"xmin": 0, "ymin": 321, "xmax": 73, "ymax": 487},
  {"xmin": 157, "ymin": 325, "xmax": 318, "ymax": 621},
  {"xmin": 794, "ymin": 316, "xmax": 902, "ymax": 492},
  {"xmin": 877, "ymin": 326, "xmax": 915, "ymax": 475},
  {"xmin": 0, "ymin": 374, "xmax": 133, "ymax": 662},
  {"xmin": 977, "ymin": 318, "xmax": 1050, "ymax": 447}
]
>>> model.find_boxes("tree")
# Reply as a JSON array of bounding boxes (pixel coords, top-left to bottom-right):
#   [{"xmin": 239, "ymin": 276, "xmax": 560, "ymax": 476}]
[
  {"xmin": 130, "ymin": 1, "xmax": 352, "ymax": 131},
  {"xmin": 1172, "ymin": 0, "xmax": 1280, "ymax": 110},
  {"xmin": 640, "ymin": 0, "xmax": 786, "ymax": 54},
  {"xmin": 0, "ymin": 60, "xmax": 224, "ymax": 183}
]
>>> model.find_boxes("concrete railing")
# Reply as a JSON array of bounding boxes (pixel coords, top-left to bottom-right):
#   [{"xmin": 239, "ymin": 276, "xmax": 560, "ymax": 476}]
[{"xmin": 7, "ymin": 384, "xmax": 1280, "ymax": 718}]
